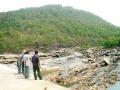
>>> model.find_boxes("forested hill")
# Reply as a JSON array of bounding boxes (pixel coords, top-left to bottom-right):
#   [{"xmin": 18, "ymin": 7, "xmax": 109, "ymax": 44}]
[{"xmin": 0, "ymin": 5, "xmax": 120, "ymax": 53}]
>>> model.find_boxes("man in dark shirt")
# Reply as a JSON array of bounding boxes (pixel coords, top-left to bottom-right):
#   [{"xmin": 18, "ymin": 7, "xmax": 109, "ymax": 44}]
[{"xmin": 32, "ymin": 51, "xmax": 42, "ymax": 80}]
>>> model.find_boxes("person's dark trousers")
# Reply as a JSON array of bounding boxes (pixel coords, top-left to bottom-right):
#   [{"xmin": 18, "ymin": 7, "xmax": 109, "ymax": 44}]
[
  {"xmin": 17, "ymin": 61, "xmax": 21, "ymax": 74},
  {"xmin": 22, "ymin": 62, "xmax": 24, "ymax": 74},
  {"xmin": 18, "ymin": 64, "xmax": 21, "ymax": 74},
  {"xmin": 33, "ymin": 66, "xmax": 42, "ymax": 80}
]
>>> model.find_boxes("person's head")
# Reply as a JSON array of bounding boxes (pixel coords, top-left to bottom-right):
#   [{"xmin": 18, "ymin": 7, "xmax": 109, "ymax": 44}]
[
  {"xmin": 25, "ymin": 51, "xmax": 29, "ymax": 54},
  {"xmin": 35, "ymin": 51, "xmax": 38, "ymax": 55}
]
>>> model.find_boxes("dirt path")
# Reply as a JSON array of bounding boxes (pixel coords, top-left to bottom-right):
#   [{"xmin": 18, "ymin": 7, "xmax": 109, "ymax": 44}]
[{"xmin": 0, "ymin": 64, "xmax": 70, "ymax": 90}]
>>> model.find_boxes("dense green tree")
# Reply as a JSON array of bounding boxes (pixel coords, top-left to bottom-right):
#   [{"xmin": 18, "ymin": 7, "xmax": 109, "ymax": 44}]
[{"xmin": 0, "ymin": 5, "xmax": 120, "ymax": 53}]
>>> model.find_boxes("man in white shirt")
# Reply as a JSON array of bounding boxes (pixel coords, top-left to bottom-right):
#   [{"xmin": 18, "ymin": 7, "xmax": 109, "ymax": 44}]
[{"xmin": 22, "ymin": 51, "xmax": 31, "ymax": 79}]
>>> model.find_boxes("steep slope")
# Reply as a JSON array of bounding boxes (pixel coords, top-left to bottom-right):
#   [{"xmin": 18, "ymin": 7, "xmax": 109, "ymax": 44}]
[{"xmin": 0, "ymin": 5, "xmax": 120, "ymax": 53}]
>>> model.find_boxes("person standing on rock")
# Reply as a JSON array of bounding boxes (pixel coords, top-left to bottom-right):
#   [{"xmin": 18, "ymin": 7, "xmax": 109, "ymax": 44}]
[
  {"xmin": 22, "ymin": 51, "xmax": 31, "ymax": 79},
  {"xmin": 17, "ymin": 56, "xmax": 22, "ymax": 74},
  {"xmin": 32, "ymin": 51, "xmax": 42, "ymax": 80},
  {"xmin": 17, "ymin": 51, "xmax": 26, "ymax": 74}
]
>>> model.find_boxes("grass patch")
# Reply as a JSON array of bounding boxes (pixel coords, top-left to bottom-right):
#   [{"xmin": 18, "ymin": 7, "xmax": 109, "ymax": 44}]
[
  {"xmin": 41, "ymin": 68, "xmax": 59, "ymax": 76},
  {"xmin": 63, "ymin": 81, "xmax": 80, "ymax": 88}
]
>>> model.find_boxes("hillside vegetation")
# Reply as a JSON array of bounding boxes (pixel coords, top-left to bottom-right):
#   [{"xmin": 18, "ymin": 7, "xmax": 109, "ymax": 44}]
[{"xmin": 0, "ymin": 5, "xmax": 120, "ymax": 53}]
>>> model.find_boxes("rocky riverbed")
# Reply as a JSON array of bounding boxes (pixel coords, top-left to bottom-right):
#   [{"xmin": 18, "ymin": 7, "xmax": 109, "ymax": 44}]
[{"xmin": 1, "ymin": 47, "xmax": 120, "ymax": 90}]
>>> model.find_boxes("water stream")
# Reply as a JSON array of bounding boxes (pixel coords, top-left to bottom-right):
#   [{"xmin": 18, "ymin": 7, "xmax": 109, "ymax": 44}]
[
  {"xmin": 108, "ymin": 81, "xmax": 120, "ymax": 90},
  {"xmin": 108, "ymin": 63, "xmax": 120, "ymax": 90}
]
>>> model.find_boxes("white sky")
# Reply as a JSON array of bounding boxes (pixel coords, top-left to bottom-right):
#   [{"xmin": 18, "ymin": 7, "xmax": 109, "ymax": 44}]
[{"xmin": 0, "ymin": 0, "xmax": 120, "ymax": 26}]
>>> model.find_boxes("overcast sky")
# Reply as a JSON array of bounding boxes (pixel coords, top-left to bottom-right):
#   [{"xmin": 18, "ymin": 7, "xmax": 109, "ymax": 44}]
[{"xmin": 0, "ymin": 0, "xmax": 120, "ymax": 26}]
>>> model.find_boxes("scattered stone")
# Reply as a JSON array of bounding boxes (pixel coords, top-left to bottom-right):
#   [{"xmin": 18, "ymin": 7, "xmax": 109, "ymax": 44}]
[{"xmin": 1, "ymin": 47, "xmax": 120, "ymax": 90}]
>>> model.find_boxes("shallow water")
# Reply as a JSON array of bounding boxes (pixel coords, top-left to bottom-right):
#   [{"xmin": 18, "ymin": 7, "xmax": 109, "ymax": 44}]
[
  {"xmin": 108, "ymin": 81, "xmax": 120, "ymax": 90},
  {"xmin": 108, "ymin": 63, "xmax": 120, "ymax": 90}
]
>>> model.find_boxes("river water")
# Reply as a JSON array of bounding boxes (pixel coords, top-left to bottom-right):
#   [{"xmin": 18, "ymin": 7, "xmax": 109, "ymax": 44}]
[
  {"xmin": 108, "ymin": 63, "xmax": 120, "ymax": 90},
  {"xmin": 108, "ymin": 81, "xmax": 120, "ymax": 90}
]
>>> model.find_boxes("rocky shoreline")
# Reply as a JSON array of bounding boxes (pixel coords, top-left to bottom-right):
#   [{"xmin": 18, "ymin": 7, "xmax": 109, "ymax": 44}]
[
  {"xmin": 0, "ymin": 47, "xmax": 120, "ymax": 90},
  {"xmin": 45, "ymin": 47, "xmax": 120, "ymax": 90}
]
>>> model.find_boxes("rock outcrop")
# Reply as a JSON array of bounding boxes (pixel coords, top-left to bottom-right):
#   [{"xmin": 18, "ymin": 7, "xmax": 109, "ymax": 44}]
[
  {"xmin": 1, "ymin": 47, "xmax": 120, "ymax": 90},
  {"xmin": 45, "ymin": 47, "xmax": 120, "ymax": 90}
]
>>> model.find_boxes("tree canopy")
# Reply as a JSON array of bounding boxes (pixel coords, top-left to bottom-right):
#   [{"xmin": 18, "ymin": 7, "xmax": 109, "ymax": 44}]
[{"xmin": 0, "ymin": 5, "xmax": 120, "ymax": 53}]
